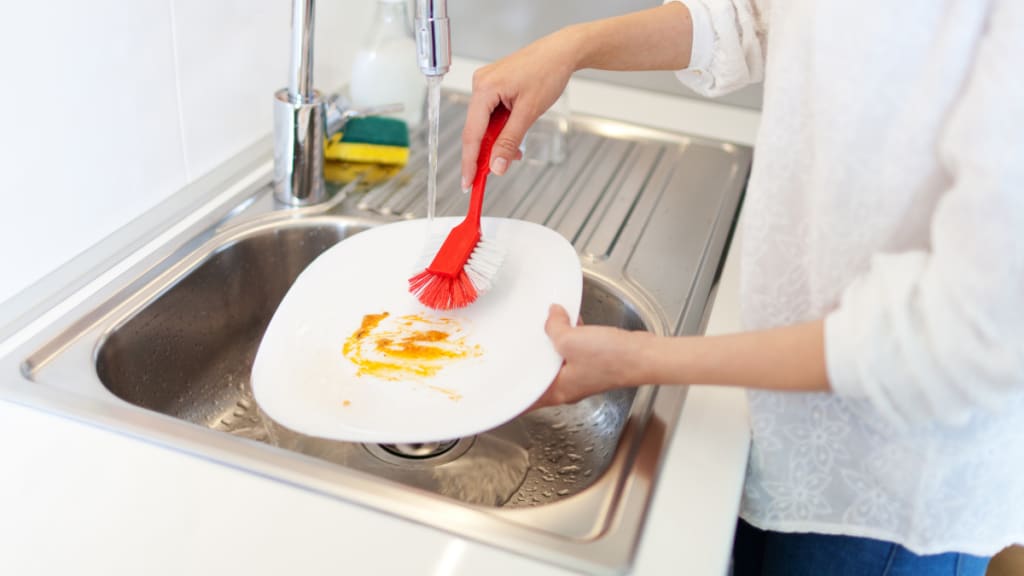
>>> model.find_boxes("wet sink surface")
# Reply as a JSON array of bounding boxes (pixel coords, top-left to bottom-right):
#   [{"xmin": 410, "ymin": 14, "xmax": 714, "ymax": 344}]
[{"xmin": 96, "ymin": 219, "xmax": 643, "ymax": 507}]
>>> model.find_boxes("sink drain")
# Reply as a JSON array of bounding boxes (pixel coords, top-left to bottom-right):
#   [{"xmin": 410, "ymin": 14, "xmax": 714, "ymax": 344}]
[
  {"xmin": 381, "ymin": 441, "xmax": 457, "ymax": 458},
  {"xmin": 364, "ymin": 437, "xmax": 475, "ymax": 467}
]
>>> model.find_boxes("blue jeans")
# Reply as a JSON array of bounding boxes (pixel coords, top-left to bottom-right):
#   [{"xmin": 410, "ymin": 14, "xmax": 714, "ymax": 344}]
[{"xmin": 733, "ymin": 519, "xmax": 990, "ymax": 576}]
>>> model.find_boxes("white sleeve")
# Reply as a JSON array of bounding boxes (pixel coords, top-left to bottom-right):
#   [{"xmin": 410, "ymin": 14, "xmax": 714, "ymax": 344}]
[
  {"xmin": 825, "ymin": 0, "xmax": 1024, "ymax": 428},
  {"xmin": 664, "ymin": 0, "xmax": 766, "ymax": 97}
]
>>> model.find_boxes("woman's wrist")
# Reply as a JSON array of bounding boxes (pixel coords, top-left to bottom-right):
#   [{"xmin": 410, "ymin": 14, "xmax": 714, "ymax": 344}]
[
  {"xmin": 624, "ymin": 331, "xmax": 666, "ymax": 388},
  {"xmin": 554, "ymin": 23, "xmax": 594, "ymax": 74}
]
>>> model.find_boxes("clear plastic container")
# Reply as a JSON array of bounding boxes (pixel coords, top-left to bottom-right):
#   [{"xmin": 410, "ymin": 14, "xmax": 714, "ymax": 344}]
[
  {"xmin": 349, "ymin": 0, "xmax": 426, "ymax": 127},
  {"xmin": 523, "ymin": 90, "xmax": 570, "ymax": 165}
]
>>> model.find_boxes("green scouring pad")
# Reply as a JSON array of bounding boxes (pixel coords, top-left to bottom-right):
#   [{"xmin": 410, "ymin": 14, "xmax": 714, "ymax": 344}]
[{"xmin": 325, "ymin": 116, "xmax": 410, "ymax": 166}]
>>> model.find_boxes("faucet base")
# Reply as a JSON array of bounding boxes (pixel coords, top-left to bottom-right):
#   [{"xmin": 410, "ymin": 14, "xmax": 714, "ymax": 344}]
[{"xmin": 273, "ymin": 88, "xmax": 327, "ymax": 206}]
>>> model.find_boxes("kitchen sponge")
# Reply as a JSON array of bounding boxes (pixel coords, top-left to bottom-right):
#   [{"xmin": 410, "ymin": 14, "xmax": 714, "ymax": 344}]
[
  {"xmin": 324, "ymin": 161, "xmax": 402, "ymax": 185},
  {"xmin": 325, "ymin": 116, "xmax": 410, "ymax": 166}
]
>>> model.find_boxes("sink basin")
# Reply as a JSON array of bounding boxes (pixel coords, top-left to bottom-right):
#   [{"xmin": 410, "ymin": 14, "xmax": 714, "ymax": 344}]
[
  {"xmin": 6, "ymin": 91, "xmax": 751, "ymax": 574},
  {"xmin": 94, "ymin": 218, "xmax": 645, "ymax": 508}
]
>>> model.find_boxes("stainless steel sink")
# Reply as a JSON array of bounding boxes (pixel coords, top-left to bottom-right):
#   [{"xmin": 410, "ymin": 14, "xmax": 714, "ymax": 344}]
[
  {"xmin": 2, "ymin": 92, "xmax": 751, "ymax": 574},
  {"xmin": 94, "ymin": 217, "xmax": 645, "ymax": 508}
]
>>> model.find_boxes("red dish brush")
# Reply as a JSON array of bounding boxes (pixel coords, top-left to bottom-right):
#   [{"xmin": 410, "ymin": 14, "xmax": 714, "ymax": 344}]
[{"xmin": 408, "ymin": 104, "xmax": 511, "ymax": 310}]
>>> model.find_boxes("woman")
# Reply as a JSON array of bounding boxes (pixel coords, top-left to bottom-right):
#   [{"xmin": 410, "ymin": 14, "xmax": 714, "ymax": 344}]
[{"xmin": 459, "ymin": 1, "xmax": 1023, "ymax": 574}]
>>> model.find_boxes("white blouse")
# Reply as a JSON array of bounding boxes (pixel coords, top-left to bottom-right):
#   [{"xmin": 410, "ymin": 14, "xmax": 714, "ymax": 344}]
[{"xmin": 672, "ymin": 0, "xmax": 1024, "ymax": 555}]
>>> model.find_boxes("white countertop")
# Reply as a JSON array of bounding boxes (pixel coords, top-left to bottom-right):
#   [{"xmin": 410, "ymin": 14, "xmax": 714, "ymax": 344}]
[{"xmin": 0, "ymin": 58, "xmax": 756, "ymax": 575}]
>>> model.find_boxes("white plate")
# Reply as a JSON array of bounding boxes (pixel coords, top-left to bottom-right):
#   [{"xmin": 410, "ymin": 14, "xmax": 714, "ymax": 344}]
[{"xmin": 251, "ymin": 217, "xmax": 582, "ymax": 443}]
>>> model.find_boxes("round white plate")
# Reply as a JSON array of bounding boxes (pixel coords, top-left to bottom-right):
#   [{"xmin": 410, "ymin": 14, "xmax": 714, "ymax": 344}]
[{"xmin": 251, "ymin": 217, "xmax": 582, "ymax": 443}]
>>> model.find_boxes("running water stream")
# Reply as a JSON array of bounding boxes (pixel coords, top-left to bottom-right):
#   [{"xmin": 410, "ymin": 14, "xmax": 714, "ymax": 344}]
[{"xmin": 426, "ymin": 75, "xmax": 443, "ymax": 221}]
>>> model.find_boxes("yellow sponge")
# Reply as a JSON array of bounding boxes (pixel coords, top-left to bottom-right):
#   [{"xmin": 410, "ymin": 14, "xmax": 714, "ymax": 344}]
[
  {"xmin": 324, "ymin": 116, "xmax": 410, "ymax": 166},
  {"xmin": 324, "ymin": 161, "xmax": 403, "ymax": 185},
  {"xmin": 325, "ymin": 138, "xmax": 410, "ymax": 165}
]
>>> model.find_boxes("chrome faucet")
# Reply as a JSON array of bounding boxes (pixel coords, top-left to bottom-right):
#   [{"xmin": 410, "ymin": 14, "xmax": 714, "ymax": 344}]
[
  {"xmin": 415, "ymin": 0, "xmax": 451, "ymax": 77},
  {"xmin": 273, "ymin": 0, "xmax": 451, "ymax": 206},
  {"xmin": 273, "ymin": 0, "xmax": 326, "ymax": 206}
]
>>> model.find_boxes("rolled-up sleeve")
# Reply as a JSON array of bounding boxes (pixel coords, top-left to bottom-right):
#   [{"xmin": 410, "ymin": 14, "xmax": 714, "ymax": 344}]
[
  {"xmin": 665, "ymin": 0, "xmax": 766, "ymax": 96},
  {"xmin": 825, "ymin": 0, "xmax": 1024, "ymax": 428}
]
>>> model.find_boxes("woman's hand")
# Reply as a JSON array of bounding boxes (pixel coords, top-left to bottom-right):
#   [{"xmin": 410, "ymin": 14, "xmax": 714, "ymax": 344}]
[
  {"xmin": 460, "ymin": 29, "xmax": 584, "ymax": 190},
  {"xmin": 531, "ymin": 304, "xmax": 656, "ymax": 410}
]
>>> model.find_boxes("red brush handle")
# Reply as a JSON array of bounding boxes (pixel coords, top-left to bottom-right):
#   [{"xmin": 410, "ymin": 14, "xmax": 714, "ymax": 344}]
[{"xmin": 466, "ymin": 104, "xmax": 512, "ymax": 225}]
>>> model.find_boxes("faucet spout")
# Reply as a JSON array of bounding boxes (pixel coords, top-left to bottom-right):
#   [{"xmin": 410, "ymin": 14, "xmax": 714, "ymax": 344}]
[
  {"xmin": 415, "ymin": 0, "xmax": 451, "ymax": 77},
  {"xmin": 287, "ymin": 0, "xmax": 316, "ymax": 102}
]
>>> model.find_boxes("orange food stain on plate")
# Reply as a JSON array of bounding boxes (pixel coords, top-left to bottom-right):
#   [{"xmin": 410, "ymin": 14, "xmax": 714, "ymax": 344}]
[
  {"xmin": 342, "ymin": 312, "xmax": 481, "ymax": 400},
  {"xmin": 428, "ymin": 385, "xmax": 463, "ymax": 402}
]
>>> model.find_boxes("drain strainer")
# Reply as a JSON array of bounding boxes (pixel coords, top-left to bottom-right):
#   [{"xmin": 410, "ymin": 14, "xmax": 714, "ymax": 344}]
[
  {"xmin": 364, "ymin": 437, "xmax": 475, "ymax": 467},
  {"xmin": 381, "ymin": 441, "xmax": 457, "ymax": 458}
]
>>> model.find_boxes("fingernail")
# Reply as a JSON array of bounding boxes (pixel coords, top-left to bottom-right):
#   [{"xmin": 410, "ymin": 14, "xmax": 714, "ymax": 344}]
[
  {"xmin": 461, "ymin": 176, "xmax": 469, "ymax": 191},
  {"xmin": 491, "ymin": 157, "xmax": 508, "ymax": 175}
]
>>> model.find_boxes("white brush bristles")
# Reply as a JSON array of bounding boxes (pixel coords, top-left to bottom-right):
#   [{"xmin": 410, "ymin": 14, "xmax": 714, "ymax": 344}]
[
  {"xmin": 464, "ymin": 238, "xmax": 505, "ymax": 295},
  {"xmin": 415, "ymin": 234, "xmax": 447, "ymax": 269}
]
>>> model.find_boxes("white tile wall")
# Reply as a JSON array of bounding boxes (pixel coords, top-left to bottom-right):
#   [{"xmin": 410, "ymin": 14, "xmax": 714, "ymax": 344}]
[
  {"xmin": 0, "ymin": 0, "xmax": 187, "ymax": 306},
  {"xmin": 170, "ymin": 0, "xmax": 291, "ymax": 181},
  {"xmin": 0, "ymin": 0, "xmax": 376, "ymax": 307}
]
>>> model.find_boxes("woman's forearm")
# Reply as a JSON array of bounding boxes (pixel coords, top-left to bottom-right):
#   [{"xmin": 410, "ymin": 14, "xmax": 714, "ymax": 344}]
[
  {"xmin": 640, "ymin": 320, "xmax": 831, "ymax": 392},
  {"xmin": 538, "ymin": 306, "xmax": 828, "ymax": 409},
  {"xmin": 566, "ymin": 2, "xmax": 694, "ymax": 73}
]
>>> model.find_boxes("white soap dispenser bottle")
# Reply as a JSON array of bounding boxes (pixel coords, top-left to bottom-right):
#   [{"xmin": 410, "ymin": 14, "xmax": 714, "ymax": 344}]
[{"xmin": 349, "ymin": 0, "xmax": 426, "ymax": 127}]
